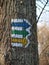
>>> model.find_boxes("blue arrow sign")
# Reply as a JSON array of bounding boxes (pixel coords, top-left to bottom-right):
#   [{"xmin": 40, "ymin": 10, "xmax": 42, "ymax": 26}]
[{"xmin": 11, "ymin": 20, "xmax": 30, "ymax": 29}]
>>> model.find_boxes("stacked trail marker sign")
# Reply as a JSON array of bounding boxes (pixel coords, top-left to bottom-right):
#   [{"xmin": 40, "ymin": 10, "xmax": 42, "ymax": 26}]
[{"xmin": 11, "ymin": 19, "xmax": 31, "ymax": 47}]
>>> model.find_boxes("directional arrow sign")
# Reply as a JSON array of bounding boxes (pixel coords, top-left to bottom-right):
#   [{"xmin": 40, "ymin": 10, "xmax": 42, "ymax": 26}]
[
  {"xmin": 11, "ymin": 20, "xmax": 30, "ymax": 29},
  {"xmin": 11, "ymin": 19, "xmax": 31, "ymax": 47},
  {"xmin": 11, "ymin": 30, "xmax": 29, "ymax": 37},
  {"xmin": 11, "ymin": 38, "xmax": 28, "ymax": 45}
]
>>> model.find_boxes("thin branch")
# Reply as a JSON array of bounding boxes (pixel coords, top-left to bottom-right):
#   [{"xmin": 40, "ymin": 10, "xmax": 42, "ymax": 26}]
[{"xmin": 37, "ymin": 0, "xmax": 48, "ymax": 22}]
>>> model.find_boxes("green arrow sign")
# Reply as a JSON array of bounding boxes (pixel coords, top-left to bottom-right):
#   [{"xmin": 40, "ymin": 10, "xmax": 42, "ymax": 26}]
[{"xmin": 11, "ymin": 30, "xmax": 29, "ymax": 37}]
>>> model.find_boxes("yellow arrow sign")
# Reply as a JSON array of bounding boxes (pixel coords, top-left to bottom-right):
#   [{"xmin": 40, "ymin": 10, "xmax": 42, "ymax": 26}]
[{"xmin": 11, "ymin": 38, "xmax": 28, "ymax": 45}]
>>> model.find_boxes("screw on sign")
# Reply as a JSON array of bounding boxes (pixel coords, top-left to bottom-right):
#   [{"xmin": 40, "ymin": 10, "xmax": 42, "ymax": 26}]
[{"xmin": 11, "ymin": 19, "xmax": 31, "ymax": 48}]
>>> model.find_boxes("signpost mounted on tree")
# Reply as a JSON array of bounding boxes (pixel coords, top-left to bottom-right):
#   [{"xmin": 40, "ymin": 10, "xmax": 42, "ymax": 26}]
[
  {"xmin": 10, "ymin": 0, "xmax": 38, "ymax": 65},
  {"xmin": 11, "ymin": 19, "xmax": 31, "ymax": 47}
]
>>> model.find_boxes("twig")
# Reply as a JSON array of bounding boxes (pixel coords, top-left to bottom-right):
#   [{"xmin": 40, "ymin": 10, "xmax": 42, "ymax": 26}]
[{"xmin": 37, "ymin": 0, "xmax": 48, "ymax": 22}]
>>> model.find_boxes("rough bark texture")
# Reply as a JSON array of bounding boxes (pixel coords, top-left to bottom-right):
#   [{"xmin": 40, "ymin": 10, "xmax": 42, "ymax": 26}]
[
  {"xmin": 38, "ymin": 25, "xmax": 49, "ymax": 65},
  {"xmin": 0, "ymin": 0, "xmax": 38, "ymax": 65}
]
